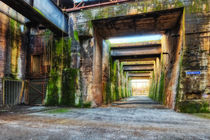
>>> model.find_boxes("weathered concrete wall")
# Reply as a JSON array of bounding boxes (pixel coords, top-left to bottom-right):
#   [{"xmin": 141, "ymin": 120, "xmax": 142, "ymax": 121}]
[
  {"xmin": 102, "ymin": 40, "xmax": 111, "ymax": 103},
  {"xmin": 0, "ymin": 9, "xmax": 27, "ymax": 106},
  {"xmin": 79, "ymin": 37, "xmax": 94, "ymax": 103},
  {"xmin": 69, "ymin": 0, "xmax": 209, "ymax": 109}
]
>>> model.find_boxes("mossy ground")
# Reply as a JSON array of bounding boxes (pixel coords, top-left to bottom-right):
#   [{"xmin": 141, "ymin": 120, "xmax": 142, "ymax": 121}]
[
  {"xmin": 178, "ymin": 101, "xmax": 210, "ymax": 113},
  {"xmin": 47, "ymin": 108, "xmax": 70, "ymax": 114},
  {"xmin": 191, "ymin": 113, "xmax": 210, "ymax": 119}
]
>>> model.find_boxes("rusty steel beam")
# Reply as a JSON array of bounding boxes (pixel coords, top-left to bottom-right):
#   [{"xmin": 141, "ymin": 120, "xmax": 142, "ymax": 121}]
[
  {"xmin": 63, "ymin": 0, "xmax": 129, "ymax": 12},
  {"xmin": 1, "ymin": 0, "xmax": 68, "ymax": 36}
]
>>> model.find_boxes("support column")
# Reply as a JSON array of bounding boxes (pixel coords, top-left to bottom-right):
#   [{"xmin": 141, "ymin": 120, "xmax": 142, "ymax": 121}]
[{"xmin": 92, "ymin": 33, "xmax": 103, "ymax": 106}]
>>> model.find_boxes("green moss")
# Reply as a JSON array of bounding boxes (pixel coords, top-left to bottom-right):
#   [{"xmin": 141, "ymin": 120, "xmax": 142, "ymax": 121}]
[
  {"xmin": 158, "ymin": 72, "xmax": 165, "ymax": 103},
  {"xmin": 33, "ymin": 7, "xmax": 45, "ymax": 17},
  {"xmin": 45, "ymin": 36, "xmax": 74, "ymax": 106},
  {"xmin": 55, "ymin": 38, "xmax": 64, "ymax": 55},
  {"xmin": 75, "ymin": 101, "xmax": 91, "ymax": 108},
  {"xmin": 47, "ymin": 108, "xmax": 70, "ymax": 114},
  {"xmin": 192, "ymin": 113, "xmax": 210, "ymax": 119},
  {"xmin": 178, "ymin": 101, "xmax": 210, "ymax": 113},
  {"xmin": 60, "ymin": 68, "xmax": 78, "ymax": 106},
  {"xmin": 149, "ymin": 72, "xmax": 156, "ymax": 100},
  {"xmin": 175, "ymin": 9, "xmax": 185, "ymax": 109},
  {"xmin": 45, "ymin": 69, "xmax": 60, "ymax": 106},
  {"xmin": 110, "ymin": 60, "xmax": 120, "ymax": 101},
  {"xmin": 74, "ymin": 30, "xmax": 79, "ymax": 42}
]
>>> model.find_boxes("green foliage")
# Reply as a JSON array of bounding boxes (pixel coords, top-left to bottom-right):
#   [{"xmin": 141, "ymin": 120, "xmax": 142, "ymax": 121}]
[{"xmin": 178, "ymin": 101, "xmax": 210, "ymax": 113}]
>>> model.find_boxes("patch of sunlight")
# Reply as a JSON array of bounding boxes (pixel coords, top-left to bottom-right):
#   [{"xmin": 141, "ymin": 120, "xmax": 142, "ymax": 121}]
[
  {"xmin": 108, "ymin": 34, "xmax": 162, "ymax": 44},
  {"xmin": 192, "ymin": 113, "xmax": 210, "ymax": 119},
  {"xmin": 47, "ymin": 108, "xmax": 70, "ymax": 114}
]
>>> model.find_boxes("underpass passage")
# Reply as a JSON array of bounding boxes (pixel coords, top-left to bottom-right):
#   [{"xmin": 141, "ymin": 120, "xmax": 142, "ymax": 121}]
[
  {"xmin": 130, "ymin": 79, "xmax": 150, "ymax": 96},
  {"xmin": 111, "ymin": 96, "xmax": 162, "ymax": 109},
  {"xmin": 90, "ymin": 7, "xmax": 184, "ymax": 107}
]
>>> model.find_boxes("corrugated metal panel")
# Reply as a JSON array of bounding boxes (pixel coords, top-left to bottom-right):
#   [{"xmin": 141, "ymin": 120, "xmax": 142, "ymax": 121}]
[{"xmin": 4, "ymin": 79, "xmax": 23, "ymax": 105}]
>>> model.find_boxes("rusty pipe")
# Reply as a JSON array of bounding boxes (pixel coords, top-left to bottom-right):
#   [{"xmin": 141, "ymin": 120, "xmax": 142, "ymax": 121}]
[{"xmin": 63, "ymin": 0, "xmax": 129, "ymax": 12}]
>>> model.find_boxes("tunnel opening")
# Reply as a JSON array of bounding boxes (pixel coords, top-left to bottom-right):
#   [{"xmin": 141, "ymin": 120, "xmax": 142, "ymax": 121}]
[{"xmin": 91, "ymin": 7, "xmax": 184, "ymax": 108}]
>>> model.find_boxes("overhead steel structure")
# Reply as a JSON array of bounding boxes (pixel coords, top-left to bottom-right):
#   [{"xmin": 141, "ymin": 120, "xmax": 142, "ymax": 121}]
[{"xmin": 1, "ymin": 0, "xmax": 68, "ymax": 36}]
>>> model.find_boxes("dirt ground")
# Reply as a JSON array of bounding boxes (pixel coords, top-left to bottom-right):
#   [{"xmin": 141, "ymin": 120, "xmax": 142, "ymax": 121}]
[{"xmin": 0, "ymin": 96, "xmax": 210, "ymax": 140}]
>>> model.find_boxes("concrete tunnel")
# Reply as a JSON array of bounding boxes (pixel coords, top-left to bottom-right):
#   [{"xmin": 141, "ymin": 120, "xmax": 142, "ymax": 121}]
[
  {"xmin": 90, "ymin": 7, "xmax": 184, "ymax": 108},
  {"xmin": 0, "ymin": 1, "xmax": 210, "ymax": 139},
  {"xmin": 0, "ymin": 0, "xmax": 209, "ymax": 113}
]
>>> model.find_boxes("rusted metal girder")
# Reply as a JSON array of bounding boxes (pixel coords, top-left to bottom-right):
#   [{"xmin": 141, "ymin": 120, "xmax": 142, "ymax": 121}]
[{"xmin": 63, "ymin": 0, "xmax": 129, "ymax": 12}]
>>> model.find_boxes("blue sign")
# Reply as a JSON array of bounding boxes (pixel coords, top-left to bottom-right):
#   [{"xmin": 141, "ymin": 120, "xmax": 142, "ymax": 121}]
[{"xmin": 186, "ymin": 71, "xmax": 201, "ymax": 75}]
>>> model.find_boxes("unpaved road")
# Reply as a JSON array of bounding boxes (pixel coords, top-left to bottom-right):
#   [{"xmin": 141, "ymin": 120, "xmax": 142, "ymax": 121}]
[{"xmin": 0, "ymin": 96, "xmax": 210, "ymax": 140}]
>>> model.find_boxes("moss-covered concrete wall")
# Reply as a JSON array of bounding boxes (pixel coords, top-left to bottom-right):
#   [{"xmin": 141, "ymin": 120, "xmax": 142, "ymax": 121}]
[
  {"xmin": 0, "ymin": 9, "xmax": 27, "ymax": 106},
  {"xmin": 68, "ymin": 0, "xmax": 209, "ymax": 110}
]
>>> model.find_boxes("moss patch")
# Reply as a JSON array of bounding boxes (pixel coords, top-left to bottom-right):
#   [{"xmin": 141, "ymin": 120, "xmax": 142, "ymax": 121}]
[
  {"xmin": 192, "ymin": 113, "xmax": 210, "ymax": 119},
  {"xmin": 47, "ymin": 108, "xmax": 70, "ymax": 114},
  {"xmin": 60, "ymin": 68, "xmax": 78, "ymax": 106},
  {"xmin": 178, "ymin": 101, "xmax": 210, "ymax": 113}
]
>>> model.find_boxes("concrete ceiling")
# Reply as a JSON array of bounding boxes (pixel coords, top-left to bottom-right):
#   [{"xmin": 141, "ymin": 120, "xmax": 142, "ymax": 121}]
[{"xmin": 93, "ymin": 7, "xmax": 183, "ymax": 38}]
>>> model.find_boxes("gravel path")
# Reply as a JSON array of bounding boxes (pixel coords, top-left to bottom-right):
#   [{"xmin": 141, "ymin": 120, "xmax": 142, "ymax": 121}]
[{"xmin": 0, "ymin": 96, "xmax": 210, "ymax": 140}]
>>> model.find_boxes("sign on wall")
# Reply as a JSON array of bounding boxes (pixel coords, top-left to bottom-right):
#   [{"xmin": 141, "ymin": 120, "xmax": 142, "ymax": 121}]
[{"xmin": 186, "ymin": 71, "xmax": 201, "ymax": 75}]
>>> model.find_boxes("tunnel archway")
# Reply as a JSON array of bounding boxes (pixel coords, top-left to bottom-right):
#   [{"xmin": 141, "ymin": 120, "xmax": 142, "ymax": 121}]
[{"xmin": 91, "ymin": 7, "xmax": 184, "ymax": 108}]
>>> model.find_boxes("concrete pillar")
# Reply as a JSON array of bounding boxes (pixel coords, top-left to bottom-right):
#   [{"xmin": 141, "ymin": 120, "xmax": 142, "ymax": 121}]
[{"xmin": 92, "ymin": 33, "xmax": 103, "ymax": 106}]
